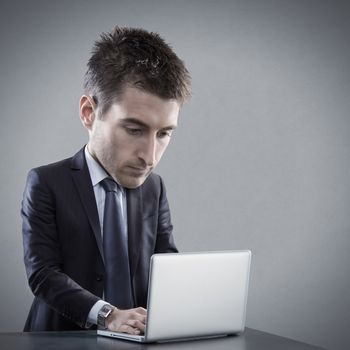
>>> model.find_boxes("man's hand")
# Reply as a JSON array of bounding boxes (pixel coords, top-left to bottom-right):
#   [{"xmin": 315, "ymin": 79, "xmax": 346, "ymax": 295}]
[{"xmin": 105, "ymin": 307, "xmax": 147, "ymax": 335}]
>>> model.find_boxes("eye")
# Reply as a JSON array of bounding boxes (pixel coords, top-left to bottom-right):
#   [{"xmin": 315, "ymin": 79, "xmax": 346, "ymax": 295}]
[
  {"xmin": 125, "ymin": 127, "xmax": 143, "ymax": 136},
  {"xmin": 157, "ymin": 130, "xmax": 173, "ymax": 139}
]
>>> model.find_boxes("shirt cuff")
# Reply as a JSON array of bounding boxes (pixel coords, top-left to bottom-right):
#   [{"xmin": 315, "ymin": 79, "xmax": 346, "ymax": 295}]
[{"xmin": 86, "ymin": 300, "xmax": 110, "ymax": 328}]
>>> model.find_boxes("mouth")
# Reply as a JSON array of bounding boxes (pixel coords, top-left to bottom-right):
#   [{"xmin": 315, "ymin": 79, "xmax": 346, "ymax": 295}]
[{"xmin": 126, "ymin": 165, "xmax": 151, "ymax": 177}]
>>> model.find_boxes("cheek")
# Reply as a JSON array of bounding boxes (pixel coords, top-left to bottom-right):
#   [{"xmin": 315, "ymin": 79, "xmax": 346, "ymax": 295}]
[
  {"xmin": 107, "ymin": 131, "xmax": 130, "ymax": 153},
  {"xmin": 112, "ymin": 136, "xmax": 139, "ymax": 160}
]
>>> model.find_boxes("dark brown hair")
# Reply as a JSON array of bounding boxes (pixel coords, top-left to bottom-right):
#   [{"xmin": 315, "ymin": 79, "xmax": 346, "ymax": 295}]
[{"xmin": 83, "ymin": 26, "xmax": 192, "ymax": 116}]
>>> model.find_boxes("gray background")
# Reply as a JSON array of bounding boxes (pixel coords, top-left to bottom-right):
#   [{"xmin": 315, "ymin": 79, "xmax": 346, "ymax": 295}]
[{"xmin": 1, "ymin": 1, "xmax": 349, "ymax": 349}]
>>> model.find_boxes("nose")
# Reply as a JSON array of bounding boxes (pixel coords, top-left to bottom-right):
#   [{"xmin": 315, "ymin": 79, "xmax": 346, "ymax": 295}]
[{"xmin": 140, "ymin": 136, "xmax": 157, "ymax": 167}]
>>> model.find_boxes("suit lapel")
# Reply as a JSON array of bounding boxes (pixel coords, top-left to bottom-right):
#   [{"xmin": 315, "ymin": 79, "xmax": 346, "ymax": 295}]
[
  {"xmin": 70, "ymin": 148, "xmax": 104, "ymax": 264},
  {"xmin": 126, "ymin": 187, "xmax": 143, "ymax": 276}
]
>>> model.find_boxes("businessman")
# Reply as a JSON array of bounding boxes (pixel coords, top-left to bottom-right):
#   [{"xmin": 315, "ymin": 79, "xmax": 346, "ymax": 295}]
[{"xmin": 21, "ymin": 26, "xmax": 191, "ymax": 334}]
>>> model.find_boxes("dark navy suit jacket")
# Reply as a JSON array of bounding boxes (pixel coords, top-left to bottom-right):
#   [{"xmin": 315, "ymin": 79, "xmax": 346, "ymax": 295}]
[{"xmin": 21, "ymin": 147, "xmax": 177, "ymax": 331}]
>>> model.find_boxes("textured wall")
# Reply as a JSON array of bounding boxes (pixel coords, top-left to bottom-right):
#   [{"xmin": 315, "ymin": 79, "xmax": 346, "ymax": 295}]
[{"xmin": 1, "ymin": 1, "xmax": 349, "ymax": 349}]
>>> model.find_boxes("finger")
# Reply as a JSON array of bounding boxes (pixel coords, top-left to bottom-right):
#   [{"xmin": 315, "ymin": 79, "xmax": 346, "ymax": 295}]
[
  {"xmin": 126, "ymin": 319, "xmax": 146, "ymax": 332},
  {"xmin": 135, "ymin": 307, "xmax": 147, "ymax": 315},
  {"xmin": 119, "ymin": 324, "xmax": 141, "ymax": 335},
  {"xmin": 130, "ymin": 312, "xmax": 147, "ymax": 324}
]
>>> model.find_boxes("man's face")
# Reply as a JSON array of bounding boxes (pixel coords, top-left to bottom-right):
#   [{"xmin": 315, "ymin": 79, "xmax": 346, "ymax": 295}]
[{"xmin": 87, "ymin": 87, "xmax": 180, "ymax": 188}]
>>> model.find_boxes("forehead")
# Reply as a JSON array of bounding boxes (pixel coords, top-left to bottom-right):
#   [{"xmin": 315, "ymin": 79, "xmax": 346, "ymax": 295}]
[{"xmin": 106, "ymin": 87, "xmax": 180, "ymax": 128}]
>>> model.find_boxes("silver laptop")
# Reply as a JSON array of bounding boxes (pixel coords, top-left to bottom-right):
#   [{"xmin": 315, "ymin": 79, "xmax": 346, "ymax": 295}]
[{"xmin": 97, "ymin": 250, "xmax": 251, "ymax": 343}]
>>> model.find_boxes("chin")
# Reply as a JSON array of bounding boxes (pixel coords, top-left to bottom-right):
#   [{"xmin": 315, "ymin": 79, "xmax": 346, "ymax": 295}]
[{"xmin": 119, "ymin": 176, "xmax": 147, "ymax": 189}]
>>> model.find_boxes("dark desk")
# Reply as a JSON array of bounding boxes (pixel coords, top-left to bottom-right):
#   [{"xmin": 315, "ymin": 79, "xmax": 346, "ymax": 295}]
[{"xmin": 0, "ymin": 328, "xmax": 326, "ymax": 350}]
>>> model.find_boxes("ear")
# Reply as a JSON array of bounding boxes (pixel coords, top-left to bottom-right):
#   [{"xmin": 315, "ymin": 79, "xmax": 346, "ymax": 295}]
[{"xmin": 79, "ymin": 95, "xmax": 97, "ymax": 130}]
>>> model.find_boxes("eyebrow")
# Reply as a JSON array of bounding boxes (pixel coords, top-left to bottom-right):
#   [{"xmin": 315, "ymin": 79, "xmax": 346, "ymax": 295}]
[{"xmin": 120, "ymin": 117, "xmax": 177, "ymax": 130}]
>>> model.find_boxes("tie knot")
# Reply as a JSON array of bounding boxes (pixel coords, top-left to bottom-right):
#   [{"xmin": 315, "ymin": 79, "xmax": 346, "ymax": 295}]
[{"xmin": 100, "ymin": 177, "xmax": 119, "ymax": 193}]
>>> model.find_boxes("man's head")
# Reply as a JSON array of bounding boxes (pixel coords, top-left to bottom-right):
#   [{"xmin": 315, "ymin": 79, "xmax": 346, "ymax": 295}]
[
  {"xmin": 83, "ymin": 26, "xmax": 191, "ymax": 117},
  {"xmin": 79, "ymin": 26, "xmax": 191, "ymax": 188}
]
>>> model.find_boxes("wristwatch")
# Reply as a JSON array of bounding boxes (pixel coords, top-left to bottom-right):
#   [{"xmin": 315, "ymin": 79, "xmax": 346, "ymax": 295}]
[{"xmin": 97, "ymin": 304, "xmax": 114, "ymax": 329}]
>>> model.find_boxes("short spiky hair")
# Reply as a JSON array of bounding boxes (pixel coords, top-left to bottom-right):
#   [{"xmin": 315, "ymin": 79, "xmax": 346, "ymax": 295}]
[{"xmin": 83, "ymin": 26, "xmax": 192, "ymax": 116}]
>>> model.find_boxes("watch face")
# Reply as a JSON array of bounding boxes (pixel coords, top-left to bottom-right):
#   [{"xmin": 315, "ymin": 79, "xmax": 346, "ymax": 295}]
[
  {"xmin": 98, "ymin": 305, "xmax": 114, "ymax": 328},
  {"xmin": 104, "ymin": 308, "xmax": 112, "ymax": 318}
]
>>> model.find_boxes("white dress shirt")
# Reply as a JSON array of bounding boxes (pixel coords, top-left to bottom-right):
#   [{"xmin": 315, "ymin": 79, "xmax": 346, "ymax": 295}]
[{"xmin": 84, "ymin": 146, "xmax": 128, "ymax": 326}]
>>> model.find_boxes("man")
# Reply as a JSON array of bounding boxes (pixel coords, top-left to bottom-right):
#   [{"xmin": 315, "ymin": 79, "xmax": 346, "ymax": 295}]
[{"xmin": 21, "ymin": 26, "xmax": 191, "ymax": 334}]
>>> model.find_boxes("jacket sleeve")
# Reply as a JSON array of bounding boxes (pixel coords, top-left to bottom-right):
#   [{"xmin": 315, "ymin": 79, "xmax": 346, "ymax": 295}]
[
  {"xmin": 21, "ymin": 168, "xmax": 100, "ymax": 328},
  {"xmin": 154, "ymin": 176, "xmax": 178, "ymax": 253}
]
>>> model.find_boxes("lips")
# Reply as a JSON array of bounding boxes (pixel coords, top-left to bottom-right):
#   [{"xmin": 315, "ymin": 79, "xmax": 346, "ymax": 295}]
[
  {"xmin": 128, "ymin": 166, "xmax": 147, "ymax": 171},
  {"xmin": 126, "ymin": 165, "xmax": 149, "ymax": 177},
  {"xmin": 128, "ymin": 165, "xmax": 147, "ymax": 171}
]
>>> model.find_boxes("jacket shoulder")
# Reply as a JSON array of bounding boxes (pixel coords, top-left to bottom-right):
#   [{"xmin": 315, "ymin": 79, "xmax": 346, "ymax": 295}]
[
  {"xmin": 28, "ymin": 157, "xmax": 72, "ymax": 178},
  {"xmin": 25, "ymin": 156, "xmax": 75, "ymax": 189},
  {"xmin": 31, "ymin": 156, "xmax": 72, "ymax": 173},
  {"xmin": 28, "ymin": 147, "xmax": 85, "ymax": 178}
]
